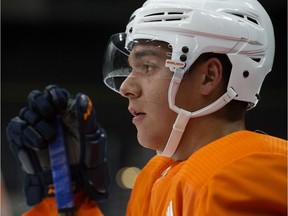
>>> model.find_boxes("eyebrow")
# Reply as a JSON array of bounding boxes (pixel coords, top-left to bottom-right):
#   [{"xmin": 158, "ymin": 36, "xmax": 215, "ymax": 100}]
[{"xmin": 131, "ymin": 49, "xmax": 160, "ymax": 60}]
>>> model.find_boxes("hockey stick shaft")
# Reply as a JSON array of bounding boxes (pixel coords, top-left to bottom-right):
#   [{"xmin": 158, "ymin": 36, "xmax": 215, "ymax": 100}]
[{"xmin": 49, "ymin": 116, "xmax": 75, "ymax": 216}]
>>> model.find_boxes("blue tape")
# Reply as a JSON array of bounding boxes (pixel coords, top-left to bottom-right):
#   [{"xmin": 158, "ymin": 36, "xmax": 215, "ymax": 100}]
[{"xmin": 49, "ymin": 116, "xmax": 74, "ymax": 210}]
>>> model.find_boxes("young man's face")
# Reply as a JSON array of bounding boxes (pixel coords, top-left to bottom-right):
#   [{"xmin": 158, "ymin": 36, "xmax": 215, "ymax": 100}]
[{"xmin": 119, "ymin": 41, "xmax": 177, "ymax": 152}]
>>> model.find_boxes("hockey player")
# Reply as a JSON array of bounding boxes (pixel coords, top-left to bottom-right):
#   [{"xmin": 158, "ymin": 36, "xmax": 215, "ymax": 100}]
[{"xmin": 6, "ymin": 0, "xmax": 287, "ymax": 215}]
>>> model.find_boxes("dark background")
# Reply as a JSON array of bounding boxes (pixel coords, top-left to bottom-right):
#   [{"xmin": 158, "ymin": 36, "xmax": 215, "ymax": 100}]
[{"xmin": 1, "ymin": 0, "xmax": 287, "ymax": 215}]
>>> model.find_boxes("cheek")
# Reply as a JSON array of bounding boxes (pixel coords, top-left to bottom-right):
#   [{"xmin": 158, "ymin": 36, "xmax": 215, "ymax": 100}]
[
  {"xmin": 137, "ymin": 81, "xmax": 177, "ymax": 151},
  {"xmin": 143, "ymin": 76, "xmax": 171, "ymax": 104}
]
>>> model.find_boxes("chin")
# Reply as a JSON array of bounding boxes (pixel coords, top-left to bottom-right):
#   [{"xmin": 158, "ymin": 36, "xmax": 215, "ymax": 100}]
[
  {"xmin": 137, "ymin": 135, "xmax": 165, "ymax": 152},
  {"xmin": 138, "ymin": 140, "xmax": 155, "ymax": 150}
]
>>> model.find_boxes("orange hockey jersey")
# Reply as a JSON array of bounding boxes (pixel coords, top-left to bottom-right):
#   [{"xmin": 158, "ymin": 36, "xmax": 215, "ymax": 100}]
[{"xmin": 127, "ymin": 130, "xmax": 287, "ymax": 216}]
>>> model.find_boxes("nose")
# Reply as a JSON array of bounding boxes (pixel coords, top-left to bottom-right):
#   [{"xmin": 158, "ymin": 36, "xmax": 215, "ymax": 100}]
[{"xmin": 119, "ymin": 75, "xmax": 141, "ymax": 99}]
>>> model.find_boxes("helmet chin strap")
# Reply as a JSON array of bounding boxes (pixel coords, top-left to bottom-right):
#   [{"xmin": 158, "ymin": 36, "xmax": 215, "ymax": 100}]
[{"xmin": 158, "ymin": 69, "xmax": 238, "ymax": 158}]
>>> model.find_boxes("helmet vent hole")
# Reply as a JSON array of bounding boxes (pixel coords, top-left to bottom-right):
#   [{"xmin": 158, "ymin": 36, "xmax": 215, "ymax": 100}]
[
  {"xmin": 143, "ymin": 11, "xmax": 186, "ymax": 23},
  {"xmin": 229, "ymin": 13, "xmax": 259, "ymax": 25},
  {"xmin": 145, "ymin": 12, "xmax": 165, "ymax": 17},
  {"xmin": 168, "ymin": 12, "xmax": 184, "ymax": 15},
  {"xmin": 128, "ymin": 15, "xmax": 136, "ymax": 24},
  {"xmin": 247, "ymin": 16, "xmax": 258, "ymax": 25},
  {"xmin": 251, "ymin": 57, "xmax": 261, "ymax": 63},
  {"xmin": 144, "ymin": 12, "xmax": 164, "ymax": 22},
  {"xmin": 243, "ymin": 70, "xmax": 249, "ymax": 78},
  {"xmin": 231, "ymin": 13, "xmax": 244, "ymax": 19}
]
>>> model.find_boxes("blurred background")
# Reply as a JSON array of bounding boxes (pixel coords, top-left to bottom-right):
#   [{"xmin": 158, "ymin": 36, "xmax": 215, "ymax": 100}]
[{"xmin": 1, "ymin": 0, "xmax": 287, "ymax": 215}]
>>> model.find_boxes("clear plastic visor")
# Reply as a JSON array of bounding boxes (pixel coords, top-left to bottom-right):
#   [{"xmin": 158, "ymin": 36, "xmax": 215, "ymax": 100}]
[
  {"xmin": 103, "ymin": 33, "xmax": 130, "ymax": 93},
  {"xmin": 103, "ymin": 33, "xmax": 174, "ymax": 93}
]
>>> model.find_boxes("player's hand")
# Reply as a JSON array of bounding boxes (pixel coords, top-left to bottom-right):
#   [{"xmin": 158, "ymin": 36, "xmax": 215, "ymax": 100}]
[{"xmin": 6, "ymin": 85, "xmax": 109, "ymax": 206}]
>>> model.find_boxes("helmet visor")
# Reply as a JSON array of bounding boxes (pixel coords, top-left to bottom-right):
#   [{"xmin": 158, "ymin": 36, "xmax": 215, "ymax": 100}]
[{"xmin": 102, "ymin": 33, "xmax": 130, "ymax": 93}]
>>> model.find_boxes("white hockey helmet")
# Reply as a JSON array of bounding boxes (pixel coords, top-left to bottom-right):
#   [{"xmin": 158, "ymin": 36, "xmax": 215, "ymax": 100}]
[
  {"xmin": 103, "ymin": 0, "xmax": 275, "ymax": 157},
  {"xmin": 104, "ymin": 0, "xmax": 274, "ymax": 108}
]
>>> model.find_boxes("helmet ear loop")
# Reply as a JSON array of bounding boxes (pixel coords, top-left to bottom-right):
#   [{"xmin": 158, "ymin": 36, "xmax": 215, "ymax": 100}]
[
  {"xmin": 167, "ymin": 68, "xmax": 185, "ymax": 114},
  {"xmin": 157, "ymin": 68, "xmax": 190, "ymax": 158}
]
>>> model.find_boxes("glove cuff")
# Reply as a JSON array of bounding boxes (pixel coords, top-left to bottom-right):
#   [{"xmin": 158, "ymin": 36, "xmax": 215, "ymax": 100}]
[
  {"xmin": 25, "ymin": 171, "xmax": 53, "ymax": 206},
  {"xmin": 24, "ymin": 164, "xmax": 109, "ymax": 206},
  {"xmin": 24, "ymin": 166, "xmax": 83, "ymax": 206}
]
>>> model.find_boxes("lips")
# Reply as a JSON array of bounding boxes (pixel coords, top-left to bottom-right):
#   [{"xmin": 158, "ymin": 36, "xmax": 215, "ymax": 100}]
[
  {"xmin": 131, "ymin": 110, "xmax": 144, "ymax": 117},
  {"xmin": 129, "ymin": 107, "xmax": 145, "ymax": 123},
  {"xmin": 129, "ymin": 108, "xmax": 145, "ymax": 116}
]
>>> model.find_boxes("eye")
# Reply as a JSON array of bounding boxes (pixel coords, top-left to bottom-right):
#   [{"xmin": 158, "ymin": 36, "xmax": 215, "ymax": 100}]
[
  {"xmin": 130, "ymin": 64, "xmax": 155, "ymax": 74},
  {"xmin": 141, "ymin": 63, "xmax": 157, "ymax": 74},
  {"xmin": 143, "ymin": 64, "xmax": 153, "ymax": 73}
]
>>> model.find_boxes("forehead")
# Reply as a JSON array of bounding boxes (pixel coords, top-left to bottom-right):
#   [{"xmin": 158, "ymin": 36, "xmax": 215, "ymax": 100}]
[{"xmin": 129, "ymin": 40, "xmax": 171, "ymax": 60}]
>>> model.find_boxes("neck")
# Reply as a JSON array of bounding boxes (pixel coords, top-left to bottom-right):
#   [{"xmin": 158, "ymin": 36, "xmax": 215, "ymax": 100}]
[{"xmin": 171, "ymin": 114, "xmax": 246, "ymax": 161}]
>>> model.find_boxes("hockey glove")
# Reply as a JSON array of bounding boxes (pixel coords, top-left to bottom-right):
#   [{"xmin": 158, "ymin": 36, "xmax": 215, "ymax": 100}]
[{"xmin": 6, "ymin": 85, "xmax": 109, "ymax": 206}]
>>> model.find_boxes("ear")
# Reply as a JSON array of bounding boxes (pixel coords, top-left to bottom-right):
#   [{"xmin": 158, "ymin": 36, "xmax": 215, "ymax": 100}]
[{"xmin": 200, "ymin": 58, "xmax": 223, "ymax": 96}]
